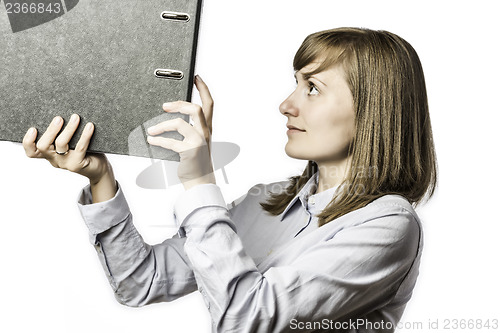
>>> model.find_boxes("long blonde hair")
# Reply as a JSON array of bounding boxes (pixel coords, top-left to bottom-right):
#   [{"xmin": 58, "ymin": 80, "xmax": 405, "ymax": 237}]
[{"xmin": 261, "ymin": 27, "xmax": 437, "ymax": 226}]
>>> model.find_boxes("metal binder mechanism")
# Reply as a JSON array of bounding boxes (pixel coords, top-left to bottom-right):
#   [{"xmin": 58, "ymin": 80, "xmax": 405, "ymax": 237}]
[
  {"xmin": 155, "ymin": 69, "xmax": 184, "ymax": 80},
  {"xmin": 161, "ymin": 11, "xmax": 190, "ymax": 22}
]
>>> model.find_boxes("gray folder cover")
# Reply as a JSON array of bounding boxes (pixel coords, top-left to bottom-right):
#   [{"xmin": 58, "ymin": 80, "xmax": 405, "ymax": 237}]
[{"xmin": 0, "ymin": 0, "xmax": 203, "ymax": 160}]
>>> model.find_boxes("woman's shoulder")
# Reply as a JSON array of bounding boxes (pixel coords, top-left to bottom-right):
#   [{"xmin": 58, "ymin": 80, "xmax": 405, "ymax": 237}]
[
  {"xmin": 367, "ymin": 193, "xmax": 416, "ymax": 210},
  {"xmin": 322, "ymin": 194, "xmax": 422, "ymax": 240},
  {"xmin": 366, "ymin": 194, "xmax": 420, "ymax": 222},
  {"xmin": 340, "ymin": 194, "xmax": 422, "ymax": 240}
]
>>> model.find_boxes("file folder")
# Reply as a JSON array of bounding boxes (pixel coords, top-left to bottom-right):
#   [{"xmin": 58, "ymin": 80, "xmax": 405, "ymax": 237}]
[{"xmin": 0, "ymin": 0, "xmax": 203, "ymax": 161}]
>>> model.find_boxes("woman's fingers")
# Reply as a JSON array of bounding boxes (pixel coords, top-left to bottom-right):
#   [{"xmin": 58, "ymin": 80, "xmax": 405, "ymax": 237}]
[
  {"xmin": 23, "ymin": 115, "xmax": 95, "ymax": 166},
  {"xmin": 72, "ymin": 122, "xmax": 95, "ymax": 161},
  {"xmin": 147, "ymin": 118, "xmax": 202, "ymax": 146},
  {"xmin": 146, "ymin": 136, "xmax": 186, "ymax": 152},
  {"xmin": 157, "ymin": 76, "xmax": 213, "ymax": 143},
  {"xmin": 23, "ymin": 127, "xmax": 42, "ymax": 158},
  {"xmin": 147, "ymin": 76, "xmax": 215, "ymax": 189},
  {"xmin": 153, "ymin": 105, "xmax": 209, "ymax": 141},
  {"xmin": 54, "ymin": 114, "xmax": 80, "ymax": 154},
  {"xmin": 161, "ymin": 101, "xmax": 208, "ymax": 137},
  {"xmin": 36, "ymin": 116, "xmax": 64, "ymax": 154},
  {"xmin": 22, "ymin": 115, "xmax": 110, "ymax": 183},
  {"xmin": 194, "ymin": 75, "xmax": 214, "ymax": 132}
]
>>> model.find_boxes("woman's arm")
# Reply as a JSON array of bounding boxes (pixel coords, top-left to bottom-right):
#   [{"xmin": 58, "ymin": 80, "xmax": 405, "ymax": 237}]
[
  {"xmin": 22, "ymin": 110, "xmax": 197, "ymax": 306},
  {"xmin": 89, "ymin": 161, "xmax": 118, "ymax": 203},
  {"xmin": 77, "ymin": 183, "xmax": 197, "ymax": 306},
  {"xmin": 175, "ymin": 185, "xmax": 421, "ymax": 332}
]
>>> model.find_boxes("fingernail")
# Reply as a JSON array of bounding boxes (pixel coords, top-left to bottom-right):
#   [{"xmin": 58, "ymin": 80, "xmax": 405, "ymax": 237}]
[
  {"xmin": 27, "ymin": 127, "xmax": 35, "ymax": 136},
  {"xmin": 195, "ymin": 74, "xmax": 202, "ymax": 81},
  {"xmin": 53, "ymin": 116, "xmax": 62, "ymax": 125},
  {"xmin": 147, "ymin": 126, "xmax": 153, "ymax": 134},
  {"xmin": 85, "ymin": 122, "xmax": 93, "ymax": 132},
  {"xmin": 70, "ymin": 114, "xmax": 78, "ymax": 123},
  {"xmin": 163, "ymin": 102, "xmax": 172, "ymax": 108},
  {"xmin": 146, "ymin": 135, "xmax": 152, "ymax": 143}
]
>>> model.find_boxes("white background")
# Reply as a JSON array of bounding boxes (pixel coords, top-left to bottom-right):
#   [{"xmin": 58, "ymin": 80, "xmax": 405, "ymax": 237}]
[{"xmin": 1, "ymin": 0, "xmax": 499, "ymax": 332}]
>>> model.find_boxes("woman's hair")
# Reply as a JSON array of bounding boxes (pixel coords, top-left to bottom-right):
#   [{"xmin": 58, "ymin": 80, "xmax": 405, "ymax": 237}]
[{"xmin": 261, "ymin": 27, "xmax": 437, "ymax": 226}]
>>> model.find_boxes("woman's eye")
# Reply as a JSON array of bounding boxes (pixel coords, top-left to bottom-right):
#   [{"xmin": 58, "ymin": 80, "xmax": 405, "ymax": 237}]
[{"xmin": 308, "ymin": 83, "xmax": 319, "ymax": 96}]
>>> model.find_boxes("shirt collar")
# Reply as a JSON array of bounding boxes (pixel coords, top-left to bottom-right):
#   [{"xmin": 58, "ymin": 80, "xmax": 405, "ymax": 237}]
[
  {"xmin": 280, "ymin": 172, "xmax": 318, "ymax": 221},
  {"xmin": 280, "ymin": 172, "xmax": 341, "ymax": 221}
]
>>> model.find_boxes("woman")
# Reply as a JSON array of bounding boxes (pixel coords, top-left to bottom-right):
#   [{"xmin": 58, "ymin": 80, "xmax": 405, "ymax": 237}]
[{"xmin": 23, "ymin": 27, "xmax": 437, "ymax": 332}]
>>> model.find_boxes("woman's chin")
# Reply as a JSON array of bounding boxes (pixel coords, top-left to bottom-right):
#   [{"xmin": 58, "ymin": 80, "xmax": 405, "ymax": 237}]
[{"xmin": 284, "ymin": 145, "xmax": 310, "ymax": 161}]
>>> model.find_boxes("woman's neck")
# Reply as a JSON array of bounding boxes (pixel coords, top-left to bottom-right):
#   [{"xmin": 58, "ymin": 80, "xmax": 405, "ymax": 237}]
[{"xmin": 315, "ymin": 156, "xmax": 352, "ymax": 193}]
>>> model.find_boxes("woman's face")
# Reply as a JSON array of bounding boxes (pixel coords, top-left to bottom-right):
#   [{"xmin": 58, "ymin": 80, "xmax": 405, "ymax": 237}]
[{"xmin": 279, "ymin": 63, "xmax": 355, "ymax": 164}]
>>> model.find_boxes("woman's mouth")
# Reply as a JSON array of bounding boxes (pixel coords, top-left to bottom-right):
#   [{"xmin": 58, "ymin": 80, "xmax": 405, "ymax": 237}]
[{"xmin": 287, "ymin": 125, "xmax": 305, "ymax": 134}]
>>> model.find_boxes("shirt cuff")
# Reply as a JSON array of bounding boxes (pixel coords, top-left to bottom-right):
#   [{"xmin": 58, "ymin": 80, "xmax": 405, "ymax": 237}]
[
  {"xmin": 76, "ymin": 181, "xmax": 131, "ymax": 235},
  {"xmin": 173, "ymin": 184, "xmax": 227, "ymax": 227}
]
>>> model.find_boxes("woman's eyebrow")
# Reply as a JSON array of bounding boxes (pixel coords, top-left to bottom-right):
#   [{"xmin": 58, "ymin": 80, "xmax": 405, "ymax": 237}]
[
  {"xmin": 306, "ymin": 74, "xmax": 327, "ymax": 87},
  {"xmin": 311, "ymin": 76, "xmax": 327, "ymax": 87},
  {"xmin": 294, "ymin": 71, "xmax": 327, "ymax": 87}
]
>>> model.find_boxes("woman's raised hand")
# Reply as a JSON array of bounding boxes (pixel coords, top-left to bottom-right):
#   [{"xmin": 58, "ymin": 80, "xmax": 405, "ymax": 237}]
[
  {"xmin": 23, "ymin": 114, "xmax": 117, "ymax": 202},
  {"xmin": 146, "ymin": 75, "xmax": 216, "ymax": 190}
]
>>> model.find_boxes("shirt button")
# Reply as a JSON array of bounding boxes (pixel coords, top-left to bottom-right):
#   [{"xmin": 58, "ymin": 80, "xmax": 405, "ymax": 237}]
[{"xmin": 309, "ymin": 197, "xmax": 315, "ymax": 205}]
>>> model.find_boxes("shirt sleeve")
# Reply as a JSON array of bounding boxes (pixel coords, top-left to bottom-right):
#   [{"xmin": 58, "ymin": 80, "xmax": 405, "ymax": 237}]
[
  {"xmin": 174, "ymin": 184, "xmax": 421, "ymax": 332},
  {"xmin": 76, "ymin": 182, "xmax": 197, "ymax": 306}
]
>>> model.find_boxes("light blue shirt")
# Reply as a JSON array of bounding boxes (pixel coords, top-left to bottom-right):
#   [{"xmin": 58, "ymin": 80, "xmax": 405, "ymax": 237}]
[{"xmin": 77, "ymin": 173, "xmax": 423, "ymax": 332}]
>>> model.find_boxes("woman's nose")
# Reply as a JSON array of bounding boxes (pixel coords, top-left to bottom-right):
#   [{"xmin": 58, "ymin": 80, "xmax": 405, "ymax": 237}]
[{"xmin": 279, "ymin": 92, "xmax": 299, "ymax": 116}]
